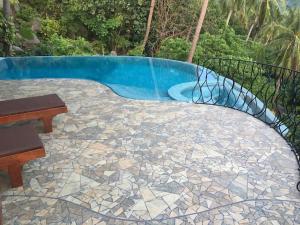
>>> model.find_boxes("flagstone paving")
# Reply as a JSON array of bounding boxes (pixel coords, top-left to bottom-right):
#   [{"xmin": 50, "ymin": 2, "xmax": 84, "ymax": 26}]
[{"xmin": 0, "ymin": 79, "xmax": 299, "ymax": 225}]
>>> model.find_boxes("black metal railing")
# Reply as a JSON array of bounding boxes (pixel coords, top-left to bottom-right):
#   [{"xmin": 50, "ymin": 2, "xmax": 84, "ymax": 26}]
[{"xmin": 193, "ymin": 58, "xmax": 300, "ymax": 191}]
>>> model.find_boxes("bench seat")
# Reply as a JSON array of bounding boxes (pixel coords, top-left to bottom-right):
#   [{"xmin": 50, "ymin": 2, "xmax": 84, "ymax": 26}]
[
  {"xmin": 0, "ymin": 94, "xmax": 68, "ymax": 133},
  {"xmin": 0, "ymin": 125, "xmax": 46, "ymax": 187}
]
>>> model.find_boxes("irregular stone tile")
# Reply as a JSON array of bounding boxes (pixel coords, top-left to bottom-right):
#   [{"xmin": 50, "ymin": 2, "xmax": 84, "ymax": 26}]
[{"xmin": 1, "ymin": 79, "xmax": 299, "ymax": 224}]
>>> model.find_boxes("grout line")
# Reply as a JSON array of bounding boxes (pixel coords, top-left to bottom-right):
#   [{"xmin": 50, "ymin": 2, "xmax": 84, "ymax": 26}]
[{"xmin": 2, "ymin": 194, "xmax": 300, "ymax": 223}]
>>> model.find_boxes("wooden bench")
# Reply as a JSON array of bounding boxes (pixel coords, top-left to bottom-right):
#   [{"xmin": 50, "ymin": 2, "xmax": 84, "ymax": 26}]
[
  {"xmin": 0, "ymin": 94, "xmax": 68, "ymax": 133},
  {"xmin": 0, "ymin": 125, "xmax": 46, "ymax": 187}
]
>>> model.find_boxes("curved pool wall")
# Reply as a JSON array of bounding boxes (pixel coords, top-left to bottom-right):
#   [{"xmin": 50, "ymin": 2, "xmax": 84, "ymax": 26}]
[
  {"xmin": 0, "ymin": 56, "xmax": 198, "ymax": 101},
  {"xmin": 0, "ymin": 56, "xmax": 285, "ymax": 133},
  {"xmin": 168, "ymin": 81, "xmax": 253, "ymax": 113},
  {"xmin": 168, "ymin": 67, "xmax": 288, "ymax": 135}
]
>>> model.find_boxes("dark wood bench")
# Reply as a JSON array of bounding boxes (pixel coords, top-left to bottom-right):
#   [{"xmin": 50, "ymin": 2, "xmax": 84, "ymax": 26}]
[
  {"xmin": 0, "ymin": 125, "xmax": 46, "ymax": 188},
  {"xmin": 0, "ymin": 94, "xmax": 68, "ymax": 133}
]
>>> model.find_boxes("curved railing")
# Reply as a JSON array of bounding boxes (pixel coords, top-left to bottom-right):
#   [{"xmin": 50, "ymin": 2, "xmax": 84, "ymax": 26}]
[{"xmin": 193, "ymin": 58, "xmax": 300, "ymax": 191}]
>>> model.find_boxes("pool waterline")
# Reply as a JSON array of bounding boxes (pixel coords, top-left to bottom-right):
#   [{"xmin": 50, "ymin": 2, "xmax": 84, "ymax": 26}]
[
  {"xmin": 0, "ymin": 56, "xmax": 200, "ymax": 101},
  {"xmin": 0, "ymin": 56, "xmax": 288, "ymax": 134}
]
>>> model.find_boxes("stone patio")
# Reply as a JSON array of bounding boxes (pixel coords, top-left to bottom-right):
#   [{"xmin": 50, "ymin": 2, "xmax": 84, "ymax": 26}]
[{"xmin": 0, "ymin": 79, "xmax": 299, "ymax": 225}]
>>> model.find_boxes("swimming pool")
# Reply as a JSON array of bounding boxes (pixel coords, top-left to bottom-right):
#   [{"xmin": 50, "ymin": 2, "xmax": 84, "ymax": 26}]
[
  {"xmin": 0, "ymin": 56, "xmax": 199, "ymax": 101},
  {"xmin": 0, "ymin": 56, "xmax": 288, "ymax": 133}
]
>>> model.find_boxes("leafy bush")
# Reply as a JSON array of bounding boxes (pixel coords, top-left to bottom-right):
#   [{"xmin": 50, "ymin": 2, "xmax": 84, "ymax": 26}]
[
  {"xmin": 62, "ymin": 0, "xmax": 149, "ymax": 52},
  {"xmin": 155, "ymin": 29, "xmax": 262, "ymax": 64},
  {"xmin": 127, "ymin": 45, "xmax": 144, "ymax": 56},
  {"xmin": 112, "ymin": 34, "xmax": 131, "ymax": 53},
  {"xmin": 202, "ymin": 1, "xmax": 226, "ymax": 35},
  {"xmin": 16, "ymin": 4, "xmax": 37, "ymax": 22},
  {"xmin": 194, "ymin": 33, "xmax": 233, "ymax": 63},
  {"xmin": 0, "ymin": 13, "xmax": 16, "ymax": 56},
  {"xmin": 33, "ymin": 35, "xmax": 95, "ymax": 56},
  {"xmin": 91, "ymin": 41, "xmax": 106, "ymax": 55},
  {"xmin": 40, "ymin": 18, "xmax": 61, "ymax": 39},
  {"xmin": 194, "ymin": 28, "xmax": 263, "ymax": 64},
  {"xmin": 157, "ymin": 38, "xmax": 191, "ymax": 61},
  {"xmin": 19, "ymin": 22, "xmax": 34, "ymax": 40}
]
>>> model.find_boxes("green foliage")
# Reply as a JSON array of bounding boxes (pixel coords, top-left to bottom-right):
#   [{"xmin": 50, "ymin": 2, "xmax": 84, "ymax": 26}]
[
  {"xmin": 0, "ymin": 13, "xmax": 16, "ymax": 56},
  {"xmin": 62, "ymin": 0, "xmax": 149, "ymax": 52},
  {"xmin": 264, "ymin": 8, "xmax": 300, "ymax": 70},
  {"xmin": 157, "ymin": 38, "xmax": 191, "ymax": 61},
  {"xmin": 16, "ymin": 4, "xmax": 37, "ymax": 22},
  {"xmin": 155, "ymin": 28, "xmax": 263, "ymax": 64},
  {"xmin": 194, "ymin": 28, "xmax": 263, "ymax": 63},
  {"xmin": 3, "ymin": 0, "xmax": 299, "ymax": 69},
  {"xmin": 21, "ymin": 0, "xmax": 63, "ymax": 18},
  {"xmin": 128, "ymin": 45, "xmax": 144, "ymax": 56},
  {"xmin": 34, "ymin": 35, "xmax": 95, "ymax": 56},
  {"xmin": 19, "ymin": 26, "xmax": 33, "ymax": 40},
  {"xmin": 91, "ymin": 41, "xmax": 106, "ymax": 55},
  {"xmin": 19, "ymin": 22, "xmax": 34, "ymax": 40},
  {"xmin": 202, "ymin": 0, "xmax": 226, "ymax": 34},
  {"xmin": 113, "ymin": 35, "xmax": 131, "ymax": 52},
  {"xmin": 40, "ymin": 18, "xmax": 61, "ymax": 39}
]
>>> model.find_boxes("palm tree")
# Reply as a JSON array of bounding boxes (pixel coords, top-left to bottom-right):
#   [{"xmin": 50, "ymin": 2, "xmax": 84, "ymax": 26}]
[
  {"xmin": 223, "ymin": 0, "xmax": 234, "ymax": 26},
  {"xmin": 246, "ymin": 0, "xmax": 286, "ymax": 41},
  {"xmin": 269, "ymin": 9, "xmax": 300, "ymax": 71},
  {"xmin": 142, "ymin": 0, "xmax": 156, "ymax": 51},
  {"xmin": 187, "ymin": 0, "xmax": 209, "ymax": 63},
  {"xmin": 218, "ymin": 0, "xmax": 246, "ymax": 26},
  {"xmin": 245, "ymin": 0, "xmax": 260, "ymax": 41},
  {"xmin": 261, "ymin": 8, "xmax": 300, "ymax": 106},
  {"xmin": 257, "ymin": 20, "xmax": 281, "ymax": 45}
]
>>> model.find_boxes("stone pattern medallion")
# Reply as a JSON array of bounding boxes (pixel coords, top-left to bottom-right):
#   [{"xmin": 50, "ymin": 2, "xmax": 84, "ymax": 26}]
[{"xmin": 0, "ymin": 79, "xmax": 299, "ymax": 224}]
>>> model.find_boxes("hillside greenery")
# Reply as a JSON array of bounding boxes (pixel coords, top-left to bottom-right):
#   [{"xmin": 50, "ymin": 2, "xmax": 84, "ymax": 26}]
[{"xmin": 0, "ymin": 0, "xmax": 299, "ymax": 71}]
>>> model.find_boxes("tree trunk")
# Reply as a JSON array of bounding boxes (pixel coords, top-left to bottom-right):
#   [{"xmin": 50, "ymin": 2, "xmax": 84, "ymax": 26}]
[
  {"xmin": 142, "ymin": 0, "xmax": 156, "ymax": 51},
  {"xmin": 246, "ymin": 17, "xmax": 258, "ymax": 42},
  {"xmin": 246, "ymin": 24, "xmax": 255, "ymax": 42},
  {"xmin": 226, "ymin": 9, "xmax": 233, "ymax": 26},
  {"xmin": 291, "ymin": 55, "xmax": 299, "ymax": 71},
  {"xmin": 187, "ymin": 0, "xmax": 209, "ymax": 63},
  {"xmin": 3, "ymin": 0, "xmax": 11, "ymax": 18},
  {"xmin": 3, "ymin": 0, "xmax": 12, "ymax": 56},
  {"xmin": 186, "ymin": 27, "xmax": 192, "ymax": 41}
]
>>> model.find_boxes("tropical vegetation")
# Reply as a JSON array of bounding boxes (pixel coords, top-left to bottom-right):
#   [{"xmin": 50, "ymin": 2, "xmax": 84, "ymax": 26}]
[{"xmin": 0, "ymin": 0, "xmax": 299, "ymax": 71}]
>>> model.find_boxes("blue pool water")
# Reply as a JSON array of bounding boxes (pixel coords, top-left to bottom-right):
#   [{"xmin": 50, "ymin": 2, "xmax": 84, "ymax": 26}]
[
  {"xmin": 0, "ymin": 56, "xmax": 199, "ymax": 101},
  {"xmin": 0, "ymin": 56, "xmax": 287, "ymax": 134}
]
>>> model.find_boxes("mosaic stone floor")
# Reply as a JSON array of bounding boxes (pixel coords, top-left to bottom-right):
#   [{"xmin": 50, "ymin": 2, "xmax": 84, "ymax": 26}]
[{"xmin": 0, "ymin": 79, "xmax": 299, "ymax": 225}]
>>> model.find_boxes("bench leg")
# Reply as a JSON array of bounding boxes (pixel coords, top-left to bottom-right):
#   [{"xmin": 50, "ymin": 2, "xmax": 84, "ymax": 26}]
[
  {"xmin": 8, "ymin": 164, "xmax": 23, "ymax": 188},
  {"xmin": 42, "ymin": 117, "xmax": 53, "ymax": 133}
]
